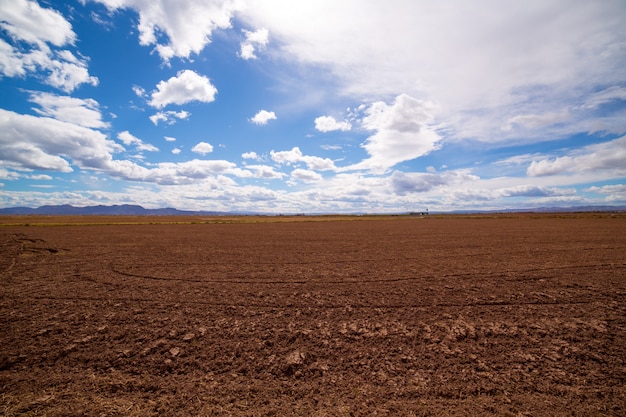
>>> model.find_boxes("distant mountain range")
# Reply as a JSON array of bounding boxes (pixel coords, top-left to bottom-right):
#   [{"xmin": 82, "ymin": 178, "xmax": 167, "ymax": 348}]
[
  {"xmin": 0, "ymin": 204, "xmax": 230, "ymax": 216},
  {"xmin": 0, "ymin": 204, "xmax": 624, "ymax": 216}
]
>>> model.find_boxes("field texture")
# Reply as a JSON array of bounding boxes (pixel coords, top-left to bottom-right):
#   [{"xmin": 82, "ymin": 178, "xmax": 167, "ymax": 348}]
[{"xmin": 1, "ymin": 214, "xmax": 625, "ymax": 416}]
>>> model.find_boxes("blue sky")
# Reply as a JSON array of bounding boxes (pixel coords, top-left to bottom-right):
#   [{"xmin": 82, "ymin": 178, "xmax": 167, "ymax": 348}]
[{"xmin": 1, "ymin": 0, "xmax": 625, "ymax": 213}]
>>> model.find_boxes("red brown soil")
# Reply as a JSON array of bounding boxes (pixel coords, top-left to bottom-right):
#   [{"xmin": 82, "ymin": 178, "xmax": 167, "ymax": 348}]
[{"xmin": 1, "ymin": 214, "xmax": 625, "ymax": 416}]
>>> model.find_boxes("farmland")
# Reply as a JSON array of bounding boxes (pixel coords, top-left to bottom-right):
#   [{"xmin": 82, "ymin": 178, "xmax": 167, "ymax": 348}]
[{"xmin": 1, "ymin": 213, "xmax": 625, "ymax": 416}]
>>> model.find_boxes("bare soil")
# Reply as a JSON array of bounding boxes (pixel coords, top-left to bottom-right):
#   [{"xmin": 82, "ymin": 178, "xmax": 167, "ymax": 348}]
[{"xmin": 1, "ymin": 214, "xmax": 625, "ymax": 416}]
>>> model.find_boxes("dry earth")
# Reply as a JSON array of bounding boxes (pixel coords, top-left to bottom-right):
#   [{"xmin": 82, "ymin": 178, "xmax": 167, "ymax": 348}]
[{"xmin": 1, "ymin": 213, "xmax": 625, "ymax": 416}]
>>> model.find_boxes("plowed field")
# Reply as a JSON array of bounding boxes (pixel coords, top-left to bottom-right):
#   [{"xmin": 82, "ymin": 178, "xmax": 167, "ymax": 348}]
[{"xmin": 1, "ymin": 214, "xmax": 625, "ymax": 416}]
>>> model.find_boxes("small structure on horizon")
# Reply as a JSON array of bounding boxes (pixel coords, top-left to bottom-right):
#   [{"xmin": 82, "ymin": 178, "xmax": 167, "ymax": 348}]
[{"xmin": 409, "ymin": 208, "xmax": 429, "ymax": 216}]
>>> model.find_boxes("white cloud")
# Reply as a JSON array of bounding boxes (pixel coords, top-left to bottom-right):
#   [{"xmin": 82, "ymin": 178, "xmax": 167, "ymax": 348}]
[
  {"xmin": 314, "ymin": 115, "xmax": 351, "ymax": 132},
  {"xmin": 0, "ymin": 108, "xmax": 120, "ymax": 173},
  {"xmin": 0, "ymin": 38, "xmax": 26, "ymax": 77},
  {"xmin": 191, "ymin": 141, "xmax": 214, "ymax": 155},
  {"xmin": 0, "ymin": 0, "xmax": 75, "ymax": 47},
  {"xmin": 149, "ymin": 70, "xmax": 217, "ymax": 108},
  {"xmin": 132, "ymin": 85, "xmax": 146, "ymax": 97},
  {"xmin": 503, "ymin": 110, "xmax": 570, "ymax": 132},
  {"xmin": 239, "ymin": 28, "xmax": 269, "ymax": 60},
  {"xmin": 391, "ymin": 170, "xmax": 478, "ymax": 195},
  {"xmin": 149, "ymin": 110, "xmax": 191, "ymax": 125},
  {"xmin": 138, "ymin": 160, "xmax": 237, "ymax": 184},
  {"xmin": 117, "ymin": 131, "xmax": 159, "ymax": 152},
  {"xmin": 270, "ymin": 146, "xmax": 336, "ymax": 171},
  {"xmin": 499, "ymin": 185, "xmax": 576, "ymax": 198},
  {"xmin": 29, "ymin": 174, "xmax": 53, "ymax": 181},
  {"xmin": 164, "ymin": 136, "xmax": 176, "ymax": 142},
  {"xmin": 527, "ymin": 136, "xmax": 626, "ymax": 177},
  {"xmin": 0, "ymin": 1, "xmax": 98, "ymax": 92},
  {"xmin": 28, "ymin": 91, "xmax": 109, "ymax": 129},
  {"xmin": 171, "ymin": 148, "xmax": 181, "ymax": 154},
  {"xmin": 242, "ymin": 151, "xmax": 259, "ymax": 160},
  {"xmin": 250, "ymin": 109, "xmax": 277, "ymax": 125},
  {"xmin": 0, "ymin": 168, "xmax": 23, "ymax": 181},
  {"xmin": 494, "ymin": 153, "xmax": 545, "ymax": 167},
  {"xmin": 585, "ymin": 184, "xmax": 626, "ymax": 195},
  {"xmin": 45, "ymin": 55, "xmax": 99, "ymax": 92},
  {"xmin": 93, "ymin": 0, "xmax": 237, "ymax": 62},
  {"xmin": 349, "ymin": 94, "xmax": 441, "ymax": 173},
  {"xmin": 290, "ymin": 168, "xmax": 322, "ymax": 183},
  {"xmin": 302, "ymin": 155, "xmax": 336, "ymax": 171},
  {"xmin": 245, "ymin": 164, "xmax": 285, "ymax": 179},
  {"xmin": 270, "ymin": 147, "xmax": 302, "ymax": 164}
]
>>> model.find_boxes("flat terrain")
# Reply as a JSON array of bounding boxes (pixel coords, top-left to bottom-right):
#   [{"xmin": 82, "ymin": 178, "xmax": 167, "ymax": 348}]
[{"xmin": 1, "ymin": 213, "xmax": 625, "ymax": 416}]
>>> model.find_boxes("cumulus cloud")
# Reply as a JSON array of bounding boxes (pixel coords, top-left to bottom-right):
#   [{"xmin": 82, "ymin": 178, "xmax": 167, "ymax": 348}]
[
  {"xmin": 527, "ymin": 136, "xmax": 626, "ymax": 177},
  {"xmin": 0, "ymin": 168, "xmax": 21, "ymax": 181},
  {"xmin": 149, "ymin": 110, "xmax": 190, "ymax": 125},
  {"xmin": 270, "ymin": 147, "xmax": 302, "ymax": 164},
  {"xmin": 244, "ymin": 164, "xmax": 285, "ymax": 179},
  {"xmin": 239, "ymin": 28, "xmax": 269, "ymax": 60},
  {"xmin": 0, "ymin": 0, "xmax": 98, "ymax": 92},
  {"xmin": 93, "ymin": 0, "xmax": 237, "ymax": 62},
  {"xmin": 585, "ymin": 184, "xmax": 626, "ymax": 195},
  {"xmin": 191, "ymin": 141, "xmax": 214, "ymax": 155},
  {"xmin": 270, "ymin": 146, "xmax": 336, "ymax": 171},
  {"xmin": 499, "ymin": 185, "xmax": 575, "ymax": 198},
  {"xmin": 28, "ymin": 92, "xmax": 109, "ymax": 129},
  {"xmin": 45, "ymin": 54, "xmax": 98, "ymax": 92},
  {"xmin": 290, "ymin": 168, "xmax": 322, "ymax": 183},
  {"xmin": 0, "ymin": 108, "xmax": 120, "ymax": 172},
  {"xmin": 136, "ymin": 159, "xmax": 236, "ymax": 185},
  {"xmin": 149, "ymin": 70, "xmax": 217, "ymax": 108},
  {"xmin": 0, "ymin": 38, "xmax": 26, "ymax": 77},
  {"xmin": 242, "ymin": 151, "xmax": 259, "ymax": 160},
  {"xmin": 0, "ymin": 0, "xmax": 75, "ymax": 46},
  {"xmin": 391, "ymin": 170, "xmax": 478, "ymax": 195},
  {"xmin": 314, "ymin": 115, "xmax": 351, "ymax": 132},
  {"xmin": 350, "ymin": 94, "xmax": 441, "ymax": 173},
  {"xmin": 117, "ymin": 131, "xmax": 159, "ymax": 152},
  {"xmin": 250, "ymin": 109, "xmax": 277, "ymax": 125}
]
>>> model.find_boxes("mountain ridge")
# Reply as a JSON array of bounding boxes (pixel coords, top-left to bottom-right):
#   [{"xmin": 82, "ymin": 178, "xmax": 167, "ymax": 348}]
[{"xmin": 0, "ymin": 204, "xmax": 230, "ymax": 216}]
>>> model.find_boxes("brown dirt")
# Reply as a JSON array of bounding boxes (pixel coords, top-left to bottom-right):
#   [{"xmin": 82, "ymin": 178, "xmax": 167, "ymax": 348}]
[{"xmin": 1, "ymin": 213, "xmax": 625, "ymax": 416}]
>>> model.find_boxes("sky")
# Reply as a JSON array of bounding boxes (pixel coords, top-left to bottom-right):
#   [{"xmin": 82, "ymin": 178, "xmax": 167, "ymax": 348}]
[{"xmin": 1, "ymin": 0, "xmax": 625, "ymax": 213}]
